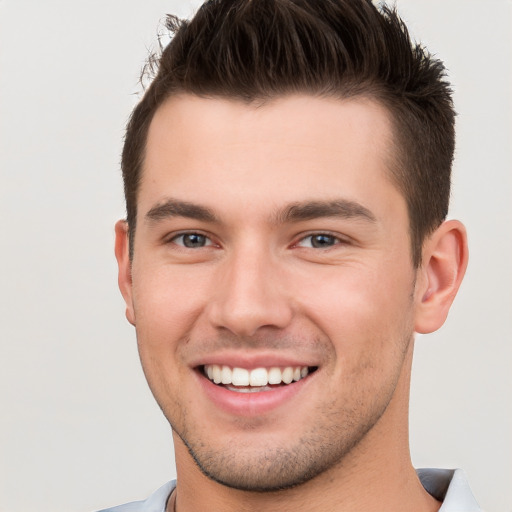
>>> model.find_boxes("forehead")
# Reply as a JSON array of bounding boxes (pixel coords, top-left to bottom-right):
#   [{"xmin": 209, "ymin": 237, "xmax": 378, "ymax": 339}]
[{"xmin": 140, "ymin": 94, "xmax": 400, "ymax": 220}]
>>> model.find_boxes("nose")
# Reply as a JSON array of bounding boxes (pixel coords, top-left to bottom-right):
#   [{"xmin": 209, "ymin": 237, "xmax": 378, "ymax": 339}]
[{"xmin": 207, "ymin": 246, "xmax": 294, "ymax": 337}]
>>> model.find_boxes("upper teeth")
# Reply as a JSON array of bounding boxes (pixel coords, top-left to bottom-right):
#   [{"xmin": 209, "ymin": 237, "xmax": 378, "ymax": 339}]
[{"xmin": 204, "ymin": 365, "xmax": 310, "ymax": 387}]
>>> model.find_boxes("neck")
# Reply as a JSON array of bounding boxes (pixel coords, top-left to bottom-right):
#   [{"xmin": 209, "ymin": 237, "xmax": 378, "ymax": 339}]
[{"xmin": 169, "ymin": 341, "xmax": 440, "ymax": 512}]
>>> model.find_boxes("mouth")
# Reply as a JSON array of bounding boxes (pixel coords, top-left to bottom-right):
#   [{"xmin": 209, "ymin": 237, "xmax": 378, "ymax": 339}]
[{"xmin": 201, "ymin": 364, "xmax": 318, "ymax": 393}]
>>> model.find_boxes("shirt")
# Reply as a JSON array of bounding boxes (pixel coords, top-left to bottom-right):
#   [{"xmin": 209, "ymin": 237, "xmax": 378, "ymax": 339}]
[{"xmin": 97, "ymin": 468, "xmax": 481, "ymax": 511}]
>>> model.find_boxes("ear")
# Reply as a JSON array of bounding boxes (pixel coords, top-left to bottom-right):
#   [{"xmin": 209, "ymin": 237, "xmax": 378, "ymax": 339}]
[
  {"xmin": 114, "ymin": 220, "xmax": 136, "ymax": 326},
  {"xmin": 414, "ymin": 220, "xmax": 468, "ymax": 334}
]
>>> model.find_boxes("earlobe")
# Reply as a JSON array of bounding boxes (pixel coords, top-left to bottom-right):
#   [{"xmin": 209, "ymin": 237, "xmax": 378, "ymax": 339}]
[
  {"xmin": 114, "ymin": 220, "xmax": 136, "ymax": 326},
  {"xmin": 414, "ymin": 220, "xmax": 468, "ymax": 334}
]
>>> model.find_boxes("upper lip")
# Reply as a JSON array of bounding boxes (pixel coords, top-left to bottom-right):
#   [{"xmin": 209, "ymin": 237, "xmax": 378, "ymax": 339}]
[{"xmin": 190, "ymin": 351, "xmax": 320, "ymax": 370}]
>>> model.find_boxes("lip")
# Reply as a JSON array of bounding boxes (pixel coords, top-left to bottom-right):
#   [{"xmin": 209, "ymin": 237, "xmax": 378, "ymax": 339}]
[
  {"xmin": 194, "ymin": 364, "xmax": 317, "ymax": 417},
  {"xmin": 189, "ymin": 350, "xmax": 319, "ymax": 370}
]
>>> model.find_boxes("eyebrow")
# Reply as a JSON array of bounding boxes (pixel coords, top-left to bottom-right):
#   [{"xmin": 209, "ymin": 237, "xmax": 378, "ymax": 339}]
[
  {"xmin": 145, "ymin": 199, "xmax": 218, "ymax": 223},
  {"xmin": 144, "ymin": 198, "xmax": 376, "ymax": 225},
  {"xmin": 275, "ymin": 199, "xmax": 377, "ymax": 224}
]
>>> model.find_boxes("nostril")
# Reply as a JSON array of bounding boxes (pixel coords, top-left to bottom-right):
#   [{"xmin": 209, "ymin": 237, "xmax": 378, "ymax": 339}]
[{"xmin": 205, "ymin": 274, "xmax": 294, "ymax": 336}]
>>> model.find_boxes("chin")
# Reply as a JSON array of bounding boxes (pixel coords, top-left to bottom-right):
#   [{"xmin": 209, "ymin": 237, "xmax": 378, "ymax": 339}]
[{"xmin": 174, "ymin": 417, "xmax": 373, "ymax": 493}]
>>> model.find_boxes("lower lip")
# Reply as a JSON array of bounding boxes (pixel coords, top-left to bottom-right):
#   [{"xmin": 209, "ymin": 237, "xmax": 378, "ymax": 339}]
[{"xmin": 196, "ymin": 370, "xmax": 314, "ymax": 417}]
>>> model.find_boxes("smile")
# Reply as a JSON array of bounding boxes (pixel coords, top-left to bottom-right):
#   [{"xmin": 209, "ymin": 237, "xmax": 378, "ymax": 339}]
[{"xmin": 203, "ymin": 365, "xmax": 314, "ymax": 392}]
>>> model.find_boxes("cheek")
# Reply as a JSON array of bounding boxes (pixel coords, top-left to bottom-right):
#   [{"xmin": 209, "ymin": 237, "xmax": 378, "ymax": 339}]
[
  {"xmin": 303, "ymin": 263, "xmax": 410, "ymax": 317},
  {"xmin": 132, "ymin": 264, "xmax": 212, "ymax": 342},
  {"xmin": 131, "ymin": 270, "xmax": 199, "ymax": 408},
  {"xmin": 293, "ymin": 262, "xmax": 415, "ymax": 362}
]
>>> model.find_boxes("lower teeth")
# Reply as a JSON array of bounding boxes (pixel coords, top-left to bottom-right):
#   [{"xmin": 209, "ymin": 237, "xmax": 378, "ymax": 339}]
[{"xmin": 225, "ymin": 385, "xmax": 275, "ymax": 393}]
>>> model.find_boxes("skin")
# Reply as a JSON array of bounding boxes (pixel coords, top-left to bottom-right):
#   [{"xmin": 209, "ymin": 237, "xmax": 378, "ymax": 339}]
[{"xmin": 115, "ymin": 94, "xmax": 468, "ymax": 511}]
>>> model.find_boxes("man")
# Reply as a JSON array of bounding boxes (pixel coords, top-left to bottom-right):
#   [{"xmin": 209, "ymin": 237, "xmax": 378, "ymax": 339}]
[{"xmin": 103, "ymin": 0, "xmax": 480, "ymax": 510}]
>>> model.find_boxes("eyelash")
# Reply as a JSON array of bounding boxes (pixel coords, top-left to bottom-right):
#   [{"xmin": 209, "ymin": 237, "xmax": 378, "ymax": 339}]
[
  {"xmin": 168, "ymin": 232, "xmax": 216, "ymax": 249},
  {"xmin": 293, "ymin": 232, "xmax": 346, "ymax": 249},
  {"xmin": 167, "ymin": 231, "xmax": 346, "ymax": 250}
]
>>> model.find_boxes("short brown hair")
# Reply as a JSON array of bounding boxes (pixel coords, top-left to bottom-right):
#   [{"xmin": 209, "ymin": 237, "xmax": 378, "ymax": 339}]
[{"xmin": 122, "ymin": 0, "xmax": 455, "ymax": 266}]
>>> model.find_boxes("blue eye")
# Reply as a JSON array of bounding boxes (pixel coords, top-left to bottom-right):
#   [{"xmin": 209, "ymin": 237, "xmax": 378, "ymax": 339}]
[
  {"xmin": 172, "ymin": 233, "xmax": 212, "ymax": 248},
  {"xmin": 298, "ymin": 234, "xmax": 340, "ymax": 248}
]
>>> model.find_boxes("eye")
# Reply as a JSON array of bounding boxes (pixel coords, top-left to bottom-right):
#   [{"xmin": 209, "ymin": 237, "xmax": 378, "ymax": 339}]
[
  {"xmin": 171, "ymin": 232, "xmax": 213, "ymax": 248},
  {"xmin": 296, "ymin": 233, "xmax": 341, "ymax": 249}
]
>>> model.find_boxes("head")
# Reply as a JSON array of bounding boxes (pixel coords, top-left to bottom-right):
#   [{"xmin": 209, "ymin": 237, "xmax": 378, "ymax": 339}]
[
  {"xmin": 115, "ymin": 0, "xmax": 467, "ymax": 498},
  {"xmin": 122, "ymin": 0, "xmax": 456, "ymax": 267}
]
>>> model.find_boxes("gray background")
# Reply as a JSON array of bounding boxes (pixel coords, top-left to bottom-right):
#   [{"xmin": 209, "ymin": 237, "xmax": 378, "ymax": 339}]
[{"xmin": 0, "ymin": 1, "xmax": 510, "ymax": 511}]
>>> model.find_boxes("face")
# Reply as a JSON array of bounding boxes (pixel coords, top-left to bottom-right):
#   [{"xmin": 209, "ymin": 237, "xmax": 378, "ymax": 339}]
[{"xmin": 117, "ymin": 94, "xmax": 421, "ymax": 491}]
